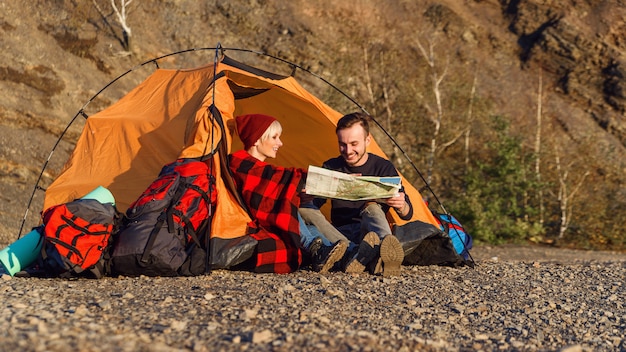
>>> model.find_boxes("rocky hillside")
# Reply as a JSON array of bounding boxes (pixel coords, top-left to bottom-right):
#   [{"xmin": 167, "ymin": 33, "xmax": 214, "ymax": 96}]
[{"xmin": 0, "ymin": 0, "xmax": 624, "ymax": 246}]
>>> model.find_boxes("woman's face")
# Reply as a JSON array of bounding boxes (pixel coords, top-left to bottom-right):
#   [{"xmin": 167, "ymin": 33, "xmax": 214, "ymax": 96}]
[{"xmin": 251, "ymin": 130, "xmax": 283, "ymax": 161}]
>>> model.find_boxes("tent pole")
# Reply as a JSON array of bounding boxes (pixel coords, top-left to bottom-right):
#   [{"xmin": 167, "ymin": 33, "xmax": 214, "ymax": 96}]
[{"xmin": 19, "ymin": 46, "xmax": 447, "ymax": 243}]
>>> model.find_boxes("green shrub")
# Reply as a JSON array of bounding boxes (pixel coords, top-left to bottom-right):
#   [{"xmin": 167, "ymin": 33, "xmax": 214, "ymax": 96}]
[{"xmin": 449, "ymin": 115, "xmax": 544, "ymax": 244}]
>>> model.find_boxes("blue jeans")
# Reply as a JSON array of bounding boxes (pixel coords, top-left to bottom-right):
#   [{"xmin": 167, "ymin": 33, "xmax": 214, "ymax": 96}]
[
  {"xmin": 337, "ymin": 202, "xmax": 392, "ymax": 243},
  {"xmin": 298, "ymin": 213, "xmax": 332, "ymax": 249},
  {"xmin": 298, "ymin": 206, "xmax": 356, "ymax": 251},
  {"xmin": 298, "ymin": 207, "xmax": 350, "ymax": 244}
]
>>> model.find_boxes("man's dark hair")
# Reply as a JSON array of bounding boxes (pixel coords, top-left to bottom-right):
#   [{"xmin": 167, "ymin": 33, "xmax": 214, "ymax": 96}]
[{"xmin": 336, "ymin": 112, "xmax": 370, "ymax": 135}]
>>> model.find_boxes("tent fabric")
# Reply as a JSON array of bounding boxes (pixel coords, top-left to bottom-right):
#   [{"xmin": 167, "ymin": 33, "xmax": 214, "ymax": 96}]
[{"xmin": 44, "ymin": 55, "xmax": 441, "ymax": 269}]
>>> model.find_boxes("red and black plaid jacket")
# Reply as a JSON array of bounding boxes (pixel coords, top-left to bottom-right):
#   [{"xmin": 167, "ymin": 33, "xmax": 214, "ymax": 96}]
[{"xmin": 228, "ymin": 150, "xmax": 305, "ymax": 273}]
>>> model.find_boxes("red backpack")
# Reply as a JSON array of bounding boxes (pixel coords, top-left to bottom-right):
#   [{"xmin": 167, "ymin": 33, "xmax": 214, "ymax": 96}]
[
  {"xmin": 111, "ymin": 158, "xmax": 217, "ymax": 277},
  {"xmin": 39, "ymin": 198, "xmax": 119, "ymax": 278}
]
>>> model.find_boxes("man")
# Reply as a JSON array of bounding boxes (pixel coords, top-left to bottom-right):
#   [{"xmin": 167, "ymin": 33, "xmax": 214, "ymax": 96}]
[{"xmin": 302, "ymin": 112, "xmax": 411, "ymax": 276}]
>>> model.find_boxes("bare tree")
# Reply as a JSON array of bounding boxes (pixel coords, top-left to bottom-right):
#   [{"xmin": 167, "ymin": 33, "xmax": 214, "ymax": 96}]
[
  {"xmin": 380, "ymin": 52, "xmax": 393, "ymax": 135},
  {"xmin": 554, "ymin": 147, "xmax": 590, "ymax": 240},
  {"xmin": 362, "ymin": 47, "xmax": 393, "ymax": 128},
  {"xmin": 414, "ymin": 35, "xmax": 448, "ymax": 185},
  {"xmin": 464, "ymin": 73, "xmax": 477, "ymax": 172},
  {"xmin": 362, "ymin": 46, "xmax": 402, "ymax": 168},
  {"xmin": 111, "ymin": 0, "xmax": 134, "ymax": 51},
  {"xmin": 535, "ymin": 68, "xmax": 544, "ymax": 225},
  {"xmin": 93, "ymin": 0, "xmax": 134, "ymax": 51},
  {"xmin": 362, "ymin": 46, "xmax": 377, "ymax": 117}
]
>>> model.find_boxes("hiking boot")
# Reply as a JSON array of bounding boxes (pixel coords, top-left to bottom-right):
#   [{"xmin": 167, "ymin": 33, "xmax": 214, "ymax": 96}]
[
  {"xmin": 311, "ymin": 240, "xmax": 349, "ymax": 273},
  {"xmin": 367, "ymin": 256, "xmax": 383, "ymax": 275},
  {"xmin": 380, "ymin": 234, "xmax": 404, "ymax": 277},
  {"xmin": 344, "ymin": 232, "xmax": 380, "ymax": 274},
  {"xmin": 306, "ymin": 238, "xmax": 323, "ymax": 267}
]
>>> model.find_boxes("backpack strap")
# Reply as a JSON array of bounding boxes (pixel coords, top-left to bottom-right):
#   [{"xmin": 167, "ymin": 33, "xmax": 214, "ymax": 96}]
[
  {"xmin": 89, "ymin": 259, "xmax": 106, "ymax": 279},
  {"xmin": 186, "ymin": 183, "xmax": 212, "ymax": 209},
  {"xmin": 170, "ymin": 209, "xmax": 201, "ymax": 247},
  {"xmin": 140, "ymin": 213, "xmax": 167, "ymax": 264},
  {"xmin": 167, "ymin": 178, "xmax": 212, "ymax": 248}
]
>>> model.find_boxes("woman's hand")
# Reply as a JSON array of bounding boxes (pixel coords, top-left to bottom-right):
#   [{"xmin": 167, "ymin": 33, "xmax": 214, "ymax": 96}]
[{"xmin": 299, "ymin": 189, "xmax": 314, "ymax": 205}]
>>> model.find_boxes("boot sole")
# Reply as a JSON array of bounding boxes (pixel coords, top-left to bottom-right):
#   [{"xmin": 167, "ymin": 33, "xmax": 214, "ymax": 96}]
[
  {"xmin": 380, "ymin": 235, "xmax": 403, "ymax": 277},
  {"xmin": 345, "ymin": 232, "xmax": 380, "ymax": 274},
  {"xmin": 344, "ymin": 259, "xmax": 365, "ymax": 273},
  {"xmin": 318, "ymin": 241, "xmax": 349, "ymax": 273}
]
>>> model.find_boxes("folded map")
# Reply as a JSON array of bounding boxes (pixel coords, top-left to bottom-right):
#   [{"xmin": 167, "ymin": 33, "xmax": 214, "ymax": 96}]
[{"xmin": 305, "ymin": 165, "xmax": 401, "ymax": 201}]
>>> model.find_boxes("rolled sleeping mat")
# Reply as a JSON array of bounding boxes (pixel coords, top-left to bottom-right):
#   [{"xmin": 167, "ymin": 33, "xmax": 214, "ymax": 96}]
[
  {"xmin": 80, "ymin": 185, "xmax": 115, "ymax": 206},
  {"xmin": 0, "ymin": 227, "xmax": 44, "ymax": 276}
]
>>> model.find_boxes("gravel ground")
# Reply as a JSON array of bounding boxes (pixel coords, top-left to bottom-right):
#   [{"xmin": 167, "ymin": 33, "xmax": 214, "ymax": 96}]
[{"xmin": 1, "ymin": 246, "xmax": 625, "ymax": 352}]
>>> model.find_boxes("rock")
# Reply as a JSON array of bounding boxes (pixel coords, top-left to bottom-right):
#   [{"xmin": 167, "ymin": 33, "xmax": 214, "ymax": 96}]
[{"xmin": 252, "ymin": 330, "xmax": 273, "ymax": 344}]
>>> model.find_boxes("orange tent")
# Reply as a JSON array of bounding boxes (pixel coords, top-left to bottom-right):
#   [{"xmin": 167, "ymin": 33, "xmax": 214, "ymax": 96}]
[{"xmin": 43, "ymin": 54, "xmax": 439, "ymax": 268}]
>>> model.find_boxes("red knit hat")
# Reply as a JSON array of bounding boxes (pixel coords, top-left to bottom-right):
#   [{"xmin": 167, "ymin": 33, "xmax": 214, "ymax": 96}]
[{"xmin": 235, "ymin": 114, "xmax": 278, "ymax": 149}]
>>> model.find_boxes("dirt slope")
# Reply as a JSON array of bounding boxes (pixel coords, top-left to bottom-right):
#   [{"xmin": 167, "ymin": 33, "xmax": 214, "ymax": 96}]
[{"xmin": 0, "ymin": 0, "xmax": 624, "ymax": 248}]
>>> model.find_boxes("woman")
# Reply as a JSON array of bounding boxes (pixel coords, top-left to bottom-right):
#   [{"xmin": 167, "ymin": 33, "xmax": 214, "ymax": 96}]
[{"xmin": 228, "ymin": 114, "xmax": 347, "ymax": 274}]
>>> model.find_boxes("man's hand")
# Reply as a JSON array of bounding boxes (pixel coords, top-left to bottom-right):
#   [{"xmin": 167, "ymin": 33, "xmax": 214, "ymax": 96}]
[{"xmin": 385, "ymin": 192, "xmax": 408, "ymax": 216}]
